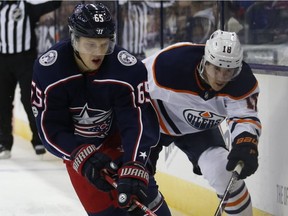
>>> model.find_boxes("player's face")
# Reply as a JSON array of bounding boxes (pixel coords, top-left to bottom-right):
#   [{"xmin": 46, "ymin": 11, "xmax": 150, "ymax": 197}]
[
  {"xmin": 204, "ymin": 62, "xmax": 238, "ymax": 91},
  {"xmin": 76, "ymin": 37, "xmax": 111, "ymax": 71}
]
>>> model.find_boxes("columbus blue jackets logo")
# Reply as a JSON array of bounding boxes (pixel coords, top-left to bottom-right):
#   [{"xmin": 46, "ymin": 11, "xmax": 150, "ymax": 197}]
[
  {"xmin": 39, "ymin": 50, "xmax": 58, "ymax": 66},
  {"xmin": 117, "ymin": 51, "xmax": 137, "ymax": 66},
  {"xmin": 183, "ymin": 109, "xmax": 225, "ymax": 130},
  {"xmin": 71, "ymin": 104, "xmax": 113, "ymax": 138}
]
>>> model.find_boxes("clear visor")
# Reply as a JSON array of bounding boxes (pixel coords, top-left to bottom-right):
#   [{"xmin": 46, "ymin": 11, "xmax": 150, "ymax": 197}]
[
  {"xmin": 204, "ymin": 61, "xmax": 241, "ymax": 82},
  {"xmin": 73, "ymin": 36, "xmax": 115, "ymax": 56}
]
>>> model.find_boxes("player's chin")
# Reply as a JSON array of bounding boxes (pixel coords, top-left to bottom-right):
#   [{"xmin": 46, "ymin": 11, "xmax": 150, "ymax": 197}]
[
  {"xmin": 86, "ymin": 64, "xmax": 100, "ymax": 72},
  {"xmin": 212, "ymin": 83, "xmax": 226, "ymax": 91}
]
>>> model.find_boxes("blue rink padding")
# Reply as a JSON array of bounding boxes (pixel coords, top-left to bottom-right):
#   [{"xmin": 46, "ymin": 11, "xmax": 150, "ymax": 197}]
[{"xmin": 250, "ymin": 63, "xmax": 288, "ymax": 76}]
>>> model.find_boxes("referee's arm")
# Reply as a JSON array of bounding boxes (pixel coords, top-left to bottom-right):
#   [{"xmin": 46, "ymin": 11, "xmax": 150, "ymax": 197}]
[{"xmin": 29, "ymin": 0, "xmax": 62, "ymax": 22}]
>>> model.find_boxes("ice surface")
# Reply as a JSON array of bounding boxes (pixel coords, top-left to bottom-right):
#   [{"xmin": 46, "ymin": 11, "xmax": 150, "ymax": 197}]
[
  {"xmin": 0, "ymin": 135, "xmax": 182, "ymax": 216},
  {"xmin": 0, "ymin": 135, "xmax": 86, "ymax": 216}
]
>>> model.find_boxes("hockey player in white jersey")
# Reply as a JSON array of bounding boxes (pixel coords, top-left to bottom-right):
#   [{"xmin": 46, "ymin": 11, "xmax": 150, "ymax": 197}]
[{"xmin": 143, "ymin": 30, "xmax": 261, "ymax": 216}]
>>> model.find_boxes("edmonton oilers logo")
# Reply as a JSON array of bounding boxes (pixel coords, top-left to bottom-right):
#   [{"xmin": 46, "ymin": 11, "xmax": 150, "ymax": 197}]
[{"xmin": 183, "ymin": 109, "xmax": 225, "ymax": 130}]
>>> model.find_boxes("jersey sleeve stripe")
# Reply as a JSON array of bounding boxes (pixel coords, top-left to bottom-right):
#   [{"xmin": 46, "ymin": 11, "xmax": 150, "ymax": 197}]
[
  {"xmin": 228, "ymin": 118, "xmax": 261, "ymax": 130},
  {"xmin": 151, "ymin": 100, "xmax": 171, "ymax": 135},
  {"xmin": 156, "ymin": 100, "xmax": 181, "ymax": 135},
  {"xmin": 132, "ymin": 107, "xmax": 143, "ymax": 161}
]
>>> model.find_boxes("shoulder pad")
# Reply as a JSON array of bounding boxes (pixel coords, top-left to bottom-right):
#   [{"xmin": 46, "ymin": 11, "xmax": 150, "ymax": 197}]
[{"xmin": 220, "ymin": 62, "xmax": 258, "ymax": 99}]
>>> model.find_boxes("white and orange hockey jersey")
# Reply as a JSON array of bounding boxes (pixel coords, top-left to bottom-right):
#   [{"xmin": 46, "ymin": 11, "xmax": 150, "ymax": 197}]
[{"xmin": 143, "ymin": 42, "xmax": 261, "ymax": 142}]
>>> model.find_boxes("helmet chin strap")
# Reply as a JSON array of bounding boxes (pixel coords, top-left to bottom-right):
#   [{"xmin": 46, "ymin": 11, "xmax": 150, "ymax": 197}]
[
  {"xmin": 198, "ymin": 59, "xmax": 220, "ymax": 92},
  {"xmin": 197, "ymin": 58, "xmax": 209, "ymax": 84}
]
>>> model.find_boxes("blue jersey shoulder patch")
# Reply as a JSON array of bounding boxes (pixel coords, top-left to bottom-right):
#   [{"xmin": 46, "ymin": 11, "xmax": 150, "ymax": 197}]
[
  {"xmin": 117, "ymin": 50, "xmax": 137, "ymax": 66},
  {"xmin": 39, "ymin": 50, "xmax": 58, "ymax": 66}
]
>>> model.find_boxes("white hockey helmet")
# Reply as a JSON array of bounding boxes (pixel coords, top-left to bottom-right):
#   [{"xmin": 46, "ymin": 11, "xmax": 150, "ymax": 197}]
[
  {"xmin": 198, "ymin": 30, "xmax": 243, "ymax": 82},
  {"xmin": 198, "ymin": 30, "xmax": 243, "ymax": 83},
  {"xmin": 204, "ymin": 30, "xmax": 243, "ymax": 69}
]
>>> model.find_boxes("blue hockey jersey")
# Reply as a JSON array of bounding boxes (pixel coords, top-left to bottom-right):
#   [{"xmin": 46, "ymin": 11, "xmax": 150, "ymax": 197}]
[{"xmin": 31, "ymin": 39, "xmax": 159, "ymax": 165}]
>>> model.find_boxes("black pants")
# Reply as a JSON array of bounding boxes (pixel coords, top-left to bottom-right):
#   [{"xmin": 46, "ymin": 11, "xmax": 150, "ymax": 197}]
[{"xmin": 0, "ymin": 50, "xmax": 41, "ymax": 150}]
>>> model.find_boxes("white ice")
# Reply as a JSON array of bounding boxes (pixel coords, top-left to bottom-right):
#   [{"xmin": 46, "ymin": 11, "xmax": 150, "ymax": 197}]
[
  {"xmin": 0, "ymin": 135, "xmax": 181, "ymax": 216},
  {"xmin": 0, "ymin": 135, "xmax": 86, "ymax": 216}
]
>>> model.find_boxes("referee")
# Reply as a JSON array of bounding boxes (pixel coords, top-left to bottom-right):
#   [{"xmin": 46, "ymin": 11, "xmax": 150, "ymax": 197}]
[{"xmin": 0, "ymin": 0, "xmax": 61, "ymax": 159}]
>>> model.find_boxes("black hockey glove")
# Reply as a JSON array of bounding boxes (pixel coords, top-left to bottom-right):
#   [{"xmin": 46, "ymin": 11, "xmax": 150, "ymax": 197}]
[
  {"xmin": 72, "ymin": 144, "xmax": 118, "ymax": 192},
  {"xmin": 117, "ymin": 161, "xmax": 149, "ymax": 211},
  {"xmin": 226, "ymin": 132, "xmax": 259, "ymax": 179}
]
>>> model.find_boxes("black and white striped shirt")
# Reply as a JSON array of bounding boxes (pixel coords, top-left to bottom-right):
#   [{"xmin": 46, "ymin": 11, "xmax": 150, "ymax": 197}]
[
  {"xmin": 0, "ymin": 0, "xmax": 61, "ymax": 54},
  {"xmin": 120, "ymin": 1, "xmax": 148, "ymax": 59}
]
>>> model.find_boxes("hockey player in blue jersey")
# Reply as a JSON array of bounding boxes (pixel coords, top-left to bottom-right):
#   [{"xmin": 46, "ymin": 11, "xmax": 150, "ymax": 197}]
[
  {"xmin": 144, "ymin": 30, "xmax": 261, "ymax": 216},
  {"xmin": 31, "ymin": 3, "xmax": 171, "ymax": 216}
]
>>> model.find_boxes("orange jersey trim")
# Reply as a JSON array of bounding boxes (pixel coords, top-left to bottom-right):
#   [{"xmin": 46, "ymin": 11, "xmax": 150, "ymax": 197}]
[
  {"xmin": 151, "ymin": 43, "xmax": 204, "ymax": 96},
  {"xmin": 226, "ymin": 190, "xmax": 249, "ymax": 207},
  {"xmin": 228, "ymin": 118, "xmax": 262, "ymax": 130},
  {"xmin": 151, "ymin": 100, "xmax": 171, "ymax": 135}
]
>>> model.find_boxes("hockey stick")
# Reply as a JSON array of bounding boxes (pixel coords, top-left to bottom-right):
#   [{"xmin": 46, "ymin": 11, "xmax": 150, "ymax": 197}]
[
  {"xmin": 103, "ymin": 173, "xmax": 157, "ymax": 216},
  {"xmin": 214, "ymin": 162, "xmax": 244, "ymax": 216}
]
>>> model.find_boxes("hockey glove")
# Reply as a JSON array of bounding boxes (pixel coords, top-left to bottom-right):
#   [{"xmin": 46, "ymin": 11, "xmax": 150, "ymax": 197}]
[
  {"xmin": 226, "ymin": 132, "xmax": 259, "ymax": 179},
  {"xmin": 72, "ymin": 144, "xmax": 118, "ymax": 192},
  {"xmin": 117, "ymin": 161, "xmax": 149, "ymax": 211}
]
